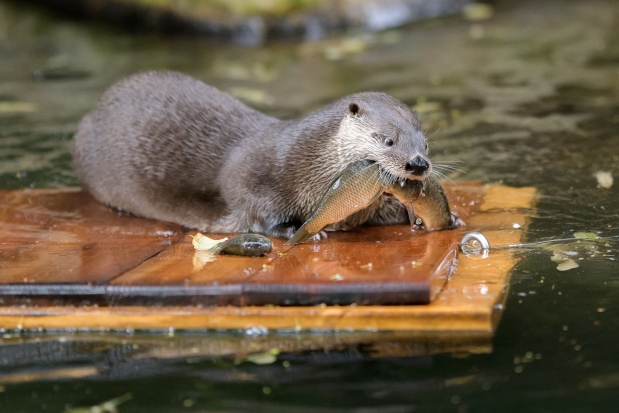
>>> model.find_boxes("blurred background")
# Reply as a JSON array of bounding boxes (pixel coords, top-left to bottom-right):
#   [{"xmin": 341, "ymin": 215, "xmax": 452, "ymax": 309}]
[{"xmin": 1, "ymin": 0, "xmax": 619, "ymax": 412}]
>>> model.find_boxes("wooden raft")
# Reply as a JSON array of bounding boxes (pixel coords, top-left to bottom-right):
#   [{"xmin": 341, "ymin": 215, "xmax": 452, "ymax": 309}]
[{"xmin": 0, "ymin": 182, "xmax": 536, "ymax": 332}]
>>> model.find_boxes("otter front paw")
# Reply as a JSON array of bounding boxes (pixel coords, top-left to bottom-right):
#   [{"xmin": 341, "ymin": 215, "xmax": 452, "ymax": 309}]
[
  {"xmin": 450, "ymin": 212, "xmax": 465, "ymax": 228},
  {"xmin": 307, "ymin": 230, "xmax": 328, "ymax": 242}
]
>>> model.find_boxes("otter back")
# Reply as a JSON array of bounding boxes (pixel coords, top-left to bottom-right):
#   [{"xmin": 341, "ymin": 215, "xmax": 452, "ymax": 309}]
[{"xmin": 73, "ymin": 71, "xmax": 431, "ymax": 237}]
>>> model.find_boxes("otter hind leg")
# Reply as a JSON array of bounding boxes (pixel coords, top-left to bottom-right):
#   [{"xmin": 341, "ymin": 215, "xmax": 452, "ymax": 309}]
[{"xmin": 141, "ymin": 191, "xmax": 232, "ymax": 232}]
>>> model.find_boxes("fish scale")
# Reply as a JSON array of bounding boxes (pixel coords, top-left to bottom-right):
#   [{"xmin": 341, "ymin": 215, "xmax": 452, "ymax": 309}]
[
  {"xmin": 387, "ymin": 177, "xmax": 454, "ymax": 230},
  {"xmin": 287, "ymin": 160, "xmax": 385, "ymax": 244}
]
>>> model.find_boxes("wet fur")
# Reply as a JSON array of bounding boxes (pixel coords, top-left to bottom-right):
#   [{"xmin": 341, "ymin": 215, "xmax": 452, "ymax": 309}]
[{"xmin": 73, "ymin": 71, "xmax": 430, "ymax": 237}]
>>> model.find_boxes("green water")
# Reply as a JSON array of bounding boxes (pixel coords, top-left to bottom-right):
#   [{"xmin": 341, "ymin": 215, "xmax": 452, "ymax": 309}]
[{"xmin": 1, "ymin": 0, "xmax": 619, "ymax": 411}]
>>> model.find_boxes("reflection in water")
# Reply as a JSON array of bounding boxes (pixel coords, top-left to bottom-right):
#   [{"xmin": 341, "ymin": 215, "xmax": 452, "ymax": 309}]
[
  {"xmin": 0, "ymin": 331, "xmax": 491, "ymax": 382},
  {"xmin": 1, "ymin": 0, "xmax": 619, "ymax": 411},
  {"xmin": 192, "ymin": 250, "xmax": 218, "ymax": 270}
]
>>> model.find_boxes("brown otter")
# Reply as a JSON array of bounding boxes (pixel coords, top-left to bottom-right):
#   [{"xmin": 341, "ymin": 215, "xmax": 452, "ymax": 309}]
[{"xmin": 72, "ymin": 70, "xmax": 432, "ymax": 238}]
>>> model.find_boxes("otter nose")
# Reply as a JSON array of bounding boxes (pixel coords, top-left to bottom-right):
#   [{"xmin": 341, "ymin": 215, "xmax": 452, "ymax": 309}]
[{"xmin": 405, "ymin": 156, "xmax": 429, "ymax": 176}]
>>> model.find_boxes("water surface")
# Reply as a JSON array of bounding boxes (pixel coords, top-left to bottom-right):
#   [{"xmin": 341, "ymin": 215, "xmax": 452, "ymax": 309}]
[{"xmin": 1, "ymin": 0, "xmax": 618, "ymax": 411}]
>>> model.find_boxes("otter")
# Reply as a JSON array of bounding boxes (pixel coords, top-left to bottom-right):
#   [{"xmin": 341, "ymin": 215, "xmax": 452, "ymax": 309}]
[{"xmin": 72, "ymin": 70, "xmax": 432, "ymax": 238}]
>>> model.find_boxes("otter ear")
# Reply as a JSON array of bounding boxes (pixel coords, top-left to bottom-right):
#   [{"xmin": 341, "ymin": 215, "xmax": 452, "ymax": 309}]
[
  {"xmin": 411, "ymin": 110, "xmax": 420, "ymax": 122},
  {"xmin": 348, "ymin": 102, "xmax": 363, "ymax": 117}
]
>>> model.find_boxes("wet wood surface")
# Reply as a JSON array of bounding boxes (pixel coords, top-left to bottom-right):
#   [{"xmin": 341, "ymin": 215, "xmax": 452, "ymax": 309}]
[
  {"xmin": 0, "ymin": 182, "xmax": 537, "ymax": 332},
  {"xmin": 0, "ymin": 188, "xmax": 185, "ymax": 284}
]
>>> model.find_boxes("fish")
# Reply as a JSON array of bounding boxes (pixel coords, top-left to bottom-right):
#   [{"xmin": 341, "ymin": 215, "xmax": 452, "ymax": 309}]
[
  {"xmin": 192, "ymin": 233, "xmax": 273, "ymax": 256},
  {"xmin": 216, "ymin": 233, "xmax": 273, "ymax": 256},
  {"xmin": 287, "ymin": 160, "xmax": 459, "ymax": 244},
  {"xmin": 287, "ymin": 159, "xmax": 386, "ymax": 244},
  {"xmin": 385, "ymin": 177, "xmax": 458, "ymax": 231}
]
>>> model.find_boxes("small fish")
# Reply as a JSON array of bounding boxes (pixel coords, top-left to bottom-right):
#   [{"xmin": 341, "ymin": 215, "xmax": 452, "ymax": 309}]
[
  {"xmin": 192, "ymin": 233, "xmax": 273, "ymax": 257},
  {"xmin": 385, "ymin": 177, "xmax": 458, "ymax": 230},
  {"xmin": 215, "ymin": 234, "xmax": 273, "ymax": 256},
  {"xmin": 287, "ymin": 159, "xmax": 386, "ymax": 244}
]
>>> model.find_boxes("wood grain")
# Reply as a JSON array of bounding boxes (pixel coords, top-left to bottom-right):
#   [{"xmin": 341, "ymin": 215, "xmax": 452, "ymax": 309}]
[{"xmin": 0, "ymin": 189, "xmax": 185, "ymax": 284}]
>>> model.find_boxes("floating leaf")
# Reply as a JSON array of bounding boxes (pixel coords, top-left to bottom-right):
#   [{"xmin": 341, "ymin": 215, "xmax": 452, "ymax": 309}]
[
  {"xmin": 557, "ymin": 259, "xmax": 579, "ymax": 271},
  {"xmin": 594, "ymin": 171, "xmax": 613, "ymax": 189},
  {"xmin": 234, "ymin": 348, "xmax": 280, "ymax": 365},
  {"xmin": 66, "ymin": 393, "xmax": 133, "ymax": 413},
  {"xmin": 550, "ymin": 251, "xmax": 579, "ymax": 271},
  {"xmin": 574, "ymin": 232, "xmax": 598, "ymax": 240},
  {"xmin": 550, "ymin": 251, "xmax": 566, "ymax": 263}
]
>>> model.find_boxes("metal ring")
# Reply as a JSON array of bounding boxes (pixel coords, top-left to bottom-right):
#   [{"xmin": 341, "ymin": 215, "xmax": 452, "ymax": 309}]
[{"xmin": 460, "ymin": 232, "xmax": 490, "ymax": 258}]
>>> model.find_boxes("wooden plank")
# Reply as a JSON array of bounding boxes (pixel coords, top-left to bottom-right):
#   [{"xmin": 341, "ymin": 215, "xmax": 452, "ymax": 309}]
[
  {"xmin": 104, "ymin": 228, "xmax": 459, "ymax": 306},
  {"xmin": 0, "ymin": 189, "xmax": 185, "ymax": 284},
  {"xmin": 0, "ymin": 183, "xmax": 537, "ymax": 332},
  {"xmin": 0, "ymin": 184, "xmax": 484, "ymax": 306}
]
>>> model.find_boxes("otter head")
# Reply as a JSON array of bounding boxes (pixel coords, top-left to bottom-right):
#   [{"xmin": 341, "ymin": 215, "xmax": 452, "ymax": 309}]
[{"xmin": 338, "ymin": 93, "xmax": 430, "ymax": 182}]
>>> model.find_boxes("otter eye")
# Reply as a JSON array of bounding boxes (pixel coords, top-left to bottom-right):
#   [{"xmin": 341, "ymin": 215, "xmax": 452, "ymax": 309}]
[{"xmin": 384, "ymin": 138, "xmax": 394, "ymax": 147}]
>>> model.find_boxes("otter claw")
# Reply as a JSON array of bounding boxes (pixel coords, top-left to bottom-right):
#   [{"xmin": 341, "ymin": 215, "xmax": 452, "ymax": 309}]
[
  {"xmin": 308, "ymin": 230, "xmax": 328, "ymax": 242},
  {"xmin": 451, "ymin": 213, "xmax": 465, "ymax": 228}
]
